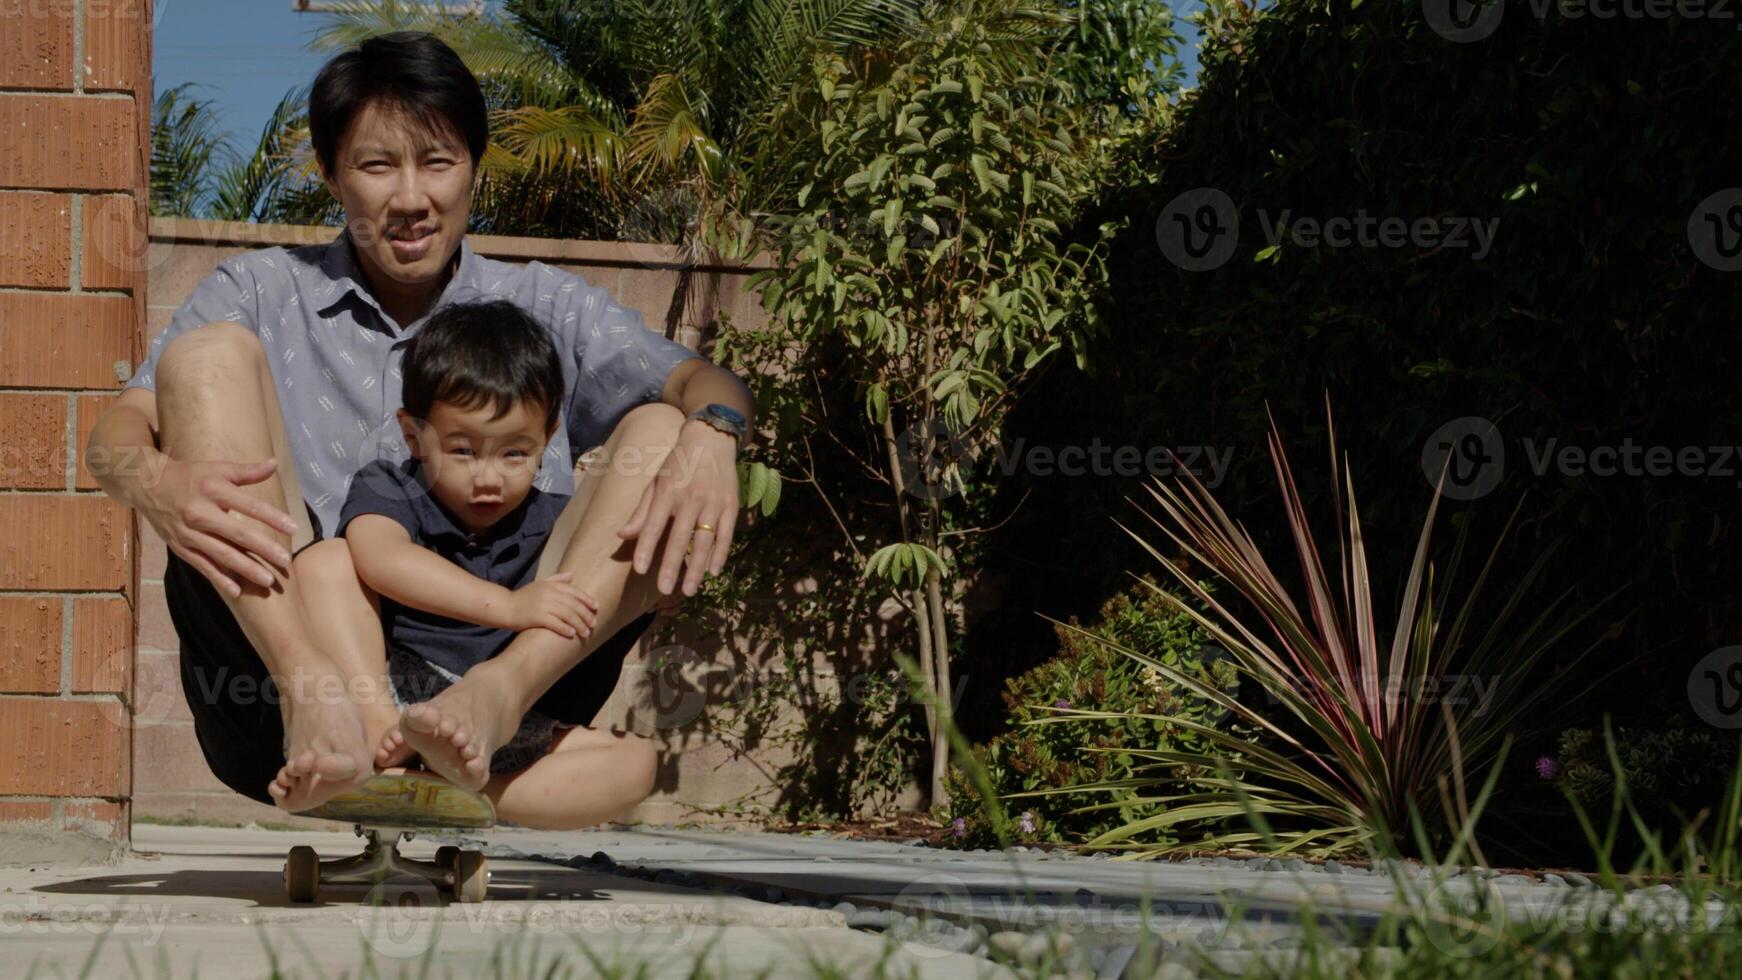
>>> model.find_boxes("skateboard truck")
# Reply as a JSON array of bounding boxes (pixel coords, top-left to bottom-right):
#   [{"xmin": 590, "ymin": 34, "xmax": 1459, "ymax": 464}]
[{"xmin": 283, "ymin": 770, "xmax": 496, "ymax": 904}]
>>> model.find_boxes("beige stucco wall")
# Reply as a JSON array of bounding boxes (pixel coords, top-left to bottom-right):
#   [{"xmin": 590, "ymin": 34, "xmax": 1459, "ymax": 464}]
[{"xmin": 133, "ymin": 218, "xmax": 923, "ymax": 829}]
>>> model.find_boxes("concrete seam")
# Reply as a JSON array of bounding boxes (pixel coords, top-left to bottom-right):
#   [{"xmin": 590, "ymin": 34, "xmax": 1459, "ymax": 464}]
[
  {"xmin": 65, "ymin": 392, "xmax": 78, "ymax": 491},
  {"xmin": 60, "ymin": 596, "xmax": 73, "ymax": 695},
  {"xmin": 71, "ymin": 0, "xmax": 85, "ymax": 95},
  {"xmin": 68, "ymin": 194, "xmax": 82, "ymax": 294}
]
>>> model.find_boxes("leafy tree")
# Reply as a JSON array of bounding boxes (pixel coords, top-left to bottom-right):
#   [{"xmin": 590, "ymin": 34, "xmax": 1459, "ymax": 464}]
[{"xmin": 730, "ymin": 0, "xmax": 1130, "ymax": 805}]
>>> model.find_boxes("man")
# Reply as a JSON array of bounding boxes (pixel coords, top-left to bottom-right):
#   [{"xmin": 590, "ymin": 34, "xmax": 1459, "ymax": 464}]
[{"xmin": 85, "ymin": 32, "xmax": 754, "ymax": 812}]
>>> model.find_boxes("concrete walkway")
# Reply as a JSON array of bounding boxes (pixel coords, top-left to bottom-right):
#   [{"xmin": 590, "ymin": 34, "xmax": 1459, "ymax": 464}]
[
  {"xmin": 2, "ymin": 825, "xmax": 1006, "ymax": 979},
  {"xmin": 4, "ymin": 823, "xmax": 1722, "ymax": 977}
]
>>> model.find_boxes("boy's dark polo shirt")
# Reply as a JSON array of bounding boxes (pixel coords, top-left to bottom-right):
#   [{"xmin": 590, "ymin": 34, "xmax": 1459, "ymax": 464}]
[{"xmin": 337, "ymin": 457, "xmax": 571, "ymax": 677}]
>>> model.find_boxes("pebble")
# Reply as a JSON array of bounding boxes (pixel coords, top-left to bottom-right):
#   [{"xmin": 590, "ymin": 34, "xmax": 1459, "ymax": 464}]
[
  {"xmin": 1543, "ymin": 873, "xmax": 1569, "ymax": 887},
  {"xmin": 902, "ymin": 838, "xmax": 929, "ymax": 847},
  {"xmin": 1323, "ymin": 859, "xmax": 1345, "ymax": 875},
  {"xmin": 1566, "ymin": 872, "xmax": 1594, "ymax": 888},
  {"xmin": 1282, "ymin": 859, "xmax": 1308, "ymax": 873},
  {"xmin": 987, "ymin": 931, "xmax": 1027, "ymax": 960},
  {"xmin": 843, "ymin": 909, "xmax": 894, "ymax": 930},
  {"xmin": 1493, "ymin": 875, "xmax": 1534, "ymax": 886}
]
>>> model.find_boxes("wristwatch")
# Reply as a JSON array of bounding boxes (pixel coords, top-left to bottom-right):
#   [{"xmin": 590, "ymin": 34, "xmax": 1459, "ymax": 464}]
[{"xmin": 685, "ymin": 403, "xmax": 749, "ymax": 449}]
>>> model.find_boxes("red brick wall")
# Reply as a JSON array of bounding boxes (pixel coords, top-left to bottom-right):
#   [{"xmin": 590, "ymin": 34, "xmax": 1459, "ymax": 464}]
[{"xmin": 0, "ymin": 0, "xmax": 152, "ymax": 860}]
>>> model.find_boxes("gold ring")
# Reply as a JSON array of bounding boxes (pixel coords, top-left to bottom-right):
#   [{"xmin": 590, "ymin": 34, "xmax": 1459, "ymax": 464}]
[{"xmin": 694, "ymin": 522, "xmax": 716, "ymax": 534}]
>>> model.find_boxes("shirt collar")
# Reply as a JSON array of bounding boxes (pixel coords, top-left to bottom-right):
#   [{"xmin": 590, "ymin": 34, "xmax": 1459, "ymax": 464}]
[
  {"xmin": 319, "ymin": 227, "xmax": 485, "ymax": 334},
  {"xmin": 402, "ymin": 458, "xmax": 543, "ymax": 548}
]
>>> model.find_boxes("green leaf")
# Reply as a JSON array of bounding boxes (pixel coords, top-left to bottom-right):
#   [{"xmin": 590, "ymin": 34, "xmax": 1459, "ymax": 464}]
[
  {"xmin": 758, "ymin": 467, "xmax": 781, "ymax": 517},
  {"xmin": 969, "ymin": 154, "xmax": 992, "ymax": 194},
  {"xmin": 1254, "ymin": 244, "xmax": 1280, "ymax": 262},
  {"xmin": 886, "ymin": 233, "xmax": 906, "ymax": 264}
]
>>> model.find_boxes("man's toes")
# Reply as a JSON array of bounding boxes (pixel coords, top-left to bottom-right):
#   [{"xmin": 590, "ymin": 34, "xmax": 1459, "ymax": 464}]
[{"xmin": 402, "ymin": 703, "xmax": 437, "ymax": 733}]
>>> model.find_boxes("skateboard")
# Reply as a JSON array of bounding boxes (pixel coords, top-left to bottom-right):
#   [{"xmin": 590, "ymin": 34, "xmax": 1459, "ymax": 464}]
[{"xmin": 283, "ymin": 768, "xmax": 497, "ymax": 904}]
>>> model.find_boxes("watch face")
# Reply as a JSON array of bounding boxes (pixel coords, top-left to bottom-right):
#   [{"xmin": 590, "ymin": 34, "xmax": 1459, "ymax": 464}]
[{"xmin": 709, "ymin": 404, "xmax": 747, "ymax": 427}]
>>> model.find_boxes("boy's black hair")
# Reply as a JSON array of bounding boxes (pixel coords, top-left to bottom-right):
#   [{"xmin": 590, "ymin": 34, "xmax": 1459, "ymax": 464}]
[
  {"xmin": 309, "ymin": 32, "xmax": 488, "ymax": 177},
  {"xmin": 400, "ymin": 300, "xmax": 565, "ymax": 432}
]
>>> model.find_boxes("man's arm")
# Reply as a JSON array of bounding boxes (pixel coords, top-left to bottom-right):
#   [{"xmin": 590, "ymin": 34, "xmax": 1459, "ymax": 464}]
[
  {"xmin": 344, "ymin": 515, "xmax": 596, "ymax": 637},
  {"xmin": 660, "ymin": 358, "xmax": 756, "ymax": 445},
  {"xmin": 85, "ymin": 387, "xmax": 164, "ymax": 511}
]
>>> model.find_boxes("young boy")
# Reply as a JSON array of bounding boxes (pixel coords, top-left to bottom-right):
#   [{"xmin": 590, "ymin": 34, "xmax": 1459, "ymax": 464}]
[{"xmin": 272, "ymin": 299, "xmax": 658, "ymax": 829}]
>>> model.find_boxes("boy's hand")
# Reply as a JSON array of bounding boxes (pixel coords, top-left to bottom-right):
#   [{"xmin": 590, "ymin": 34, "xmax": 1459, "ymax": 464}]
[{"xmin": 507, "ymin": 573, "xmax": 600, "ymax": 638}]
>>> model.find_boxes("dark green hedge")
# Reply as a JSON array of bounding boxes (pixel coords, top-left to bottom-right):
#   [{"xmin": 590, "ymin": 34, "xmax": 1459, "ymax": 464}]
[{"xmin": 967, "ymin": 0, "xmax": 1742, "ymax": 790}]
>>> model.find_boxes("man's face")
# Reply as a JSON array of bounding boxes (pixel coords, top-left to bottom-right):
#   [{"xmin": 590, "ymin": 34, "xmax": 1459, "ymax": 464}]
[
  {"xmin": 397, "ymin": 399, "xmax": 552, "ymax": 534},
  {"xmin": 322, "ymin": 99, "xmax": 474, "ymax": 289}
]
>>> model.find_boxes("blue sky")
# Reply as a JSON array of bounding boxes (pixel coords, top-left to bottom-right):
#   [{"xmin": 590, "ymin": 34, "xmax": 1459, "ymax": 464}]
[
  {"xmin": 154, "ymin": 1, "xmax": 1201, "ymax": 152},
  {"xmin": 152, "ymin": 0, "xmax": 332, "ymax": 145}
]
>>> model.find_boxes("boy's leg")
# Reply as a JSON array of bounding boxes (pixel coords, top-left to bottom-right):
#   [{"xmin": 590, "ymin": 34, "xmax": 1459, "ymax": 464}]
[
  {"xmin": 155, "ymin": 322, "xmax": 373, "ymax": 809},
  {"xmin": 479, "ymin": 726, "xmax": 658, "ymax": 831},
  {"xmin": 397, "ymin": 403, "xmax": 688, "ymax": 790}
]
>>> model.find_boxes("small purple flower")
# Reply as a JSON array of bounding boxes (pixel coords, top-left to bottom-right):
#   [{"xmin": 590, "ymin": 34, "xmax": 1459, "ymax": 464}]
[
  {"xmin": 1535, "ymin": 755, "xmax": 1559, "ymax": 780},
  {"xmin": 1017, "ymin": 810, "xmax": 1036, "ymax": 834},
  {"xmin": 1054, "ymin": 698, "xmax": 1071, "ymax": 710},
  {"xmin": 949, "ymin": 817, "xmax": 966, "ymax": 838}
]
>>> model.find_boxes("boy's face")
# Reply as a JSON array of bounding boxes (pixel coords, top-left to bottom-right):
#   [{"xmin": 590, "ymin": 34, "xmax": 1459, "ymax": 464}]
[{"xmin": 397, "ymin": 399, "xmax": 553, "ymax": 533}]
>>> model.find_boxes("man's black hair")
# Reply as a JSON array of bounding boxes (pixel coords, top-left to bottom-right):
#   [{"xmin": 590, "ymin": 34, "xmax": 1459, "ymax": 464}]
[
  {"xmin": 400, "ymin": 300, "xmax": 565, "ymax": 432},
  {"xmin": 309, "ymin": 31, "xmax": 488, "ymax": 176}
]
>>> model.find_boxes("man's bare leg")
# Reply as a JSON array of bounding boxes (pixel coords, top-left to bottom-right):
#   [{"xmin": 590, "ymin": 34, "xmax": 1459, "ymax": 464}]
[
  {"xmin": 480, "ymin": 726, "xmax": 657, "ymax": 830},
  {"xmin": 155, "ymin": 322, "xmax": 374, "ymax": 809},
  {"xmin": 270, "ymin": 540, "xmax": 418, "ymax": 804},
  {"xmin": 398, "ymin": 403, "xmax": 686, "ymax": 789}
]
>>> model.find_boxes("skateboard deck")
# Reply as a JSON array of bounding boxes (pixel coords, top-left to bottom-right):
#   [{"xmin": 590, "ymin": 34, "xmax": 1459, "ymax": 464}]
[
  {"xmin": 284, "ymin": 769, "xmax": 497, "ymax": 903},
  {"xmin": 303, "ymin": 768, "xmax": 496, "ymax": 830}
]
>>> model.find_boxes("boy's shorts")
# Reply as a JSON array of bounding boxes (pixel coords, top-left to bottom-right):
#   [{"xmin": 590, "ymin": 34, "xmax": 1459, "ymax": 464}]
[{"xmin": 164, "ymin": 502, "xmax": 658, "ymax": 805}]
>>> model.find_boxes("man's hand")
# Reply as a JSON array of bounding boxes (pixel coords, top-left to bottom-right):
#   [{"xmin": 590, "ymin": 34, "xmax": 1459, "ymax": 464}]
[
  {"xmin": 139, "ymin": 456, "xmax": 300, "ymax": 598},
  {"xmin": 506, "ymin": 572, "xmax": 600, "ymax": 638},
  {"xmin": 619, "ymin": 420, "xmax": 741, "ymax": 598}
]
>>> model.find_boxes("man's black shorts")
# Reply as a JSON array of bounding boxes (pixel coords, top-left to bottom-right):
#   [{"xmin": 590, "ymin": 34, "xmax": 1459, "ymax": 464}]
[{"xmin": 164, "ymin": 507, "xmax": 658, "ymax": 805}]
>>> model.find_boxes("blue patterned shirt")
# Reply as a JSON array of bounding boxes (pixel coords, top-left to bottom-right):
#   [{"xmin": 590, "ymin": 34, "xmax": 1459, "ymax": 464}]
[{"xmin": 126, "ymin": 229, "xmax": 703, "ymax": 538}]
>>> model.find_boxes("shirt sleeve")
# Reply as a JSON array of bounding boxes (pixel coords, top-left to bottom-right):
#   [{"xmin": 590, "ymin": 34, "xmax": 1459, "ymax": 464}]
[
  {"xmin": 123, "ymin": 256, "xmax": 262, "ymax": 392},
  {"xmin": 552, "ymin": 263, "xmax": 705, "ymax": 454},
  {"xmin": 336, "ymin": 460, "xmax": 425, "ymax": 540}
]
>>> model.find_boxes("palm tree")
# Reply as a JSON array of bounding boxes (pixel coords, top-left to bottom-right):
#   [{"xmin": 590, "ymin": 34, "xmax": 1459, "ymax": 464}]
[
  {"xmin": 150, "ymin": 83, "xmax": 231, "ymax": 218},
  {"xmin": 150, "ymin": 83, "xmax": 339, "ymax": 226},
  {"xmin": 306, "ymin": 0, "xmax": 928, "ymax": 336}
]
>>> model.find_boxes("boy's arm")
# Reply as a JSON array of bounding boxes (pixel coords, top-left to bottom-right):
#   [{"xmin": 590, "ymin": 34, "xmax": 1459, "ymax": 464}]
[
  {"xmin": 344, "ymin": 514, "xmax": 520, "ymax": 629},
  {"xmin": 343, "ymin": 513, "xmax": 599, "ymax": 638}
]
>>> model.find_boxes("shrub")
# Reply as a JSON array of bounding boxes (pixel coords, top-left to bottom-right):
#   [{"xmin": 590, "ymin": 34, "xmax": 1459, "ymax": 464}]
[
  {"xmin": 1554, "ymin": 724, "xmax": 1738, "ymax": 830},
  {"xmin": 941, "ymin": 574, "xmax": 1247, "ymax": 849}
]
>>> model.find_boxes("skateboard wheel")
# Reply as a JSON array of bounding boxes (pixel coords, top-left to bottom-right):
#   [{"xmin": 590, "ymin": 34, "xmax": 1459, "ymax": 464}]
[
  {"xmin": 435, "ymin": 845, "xmax": 460, "ymax": 871},
  {"xmin": 284, "ymin": 845, "xmax": 320, "ymax": 903},
  {"xmin": 452, "ymin": 851, "xmax": 488, "ymax": 903}
]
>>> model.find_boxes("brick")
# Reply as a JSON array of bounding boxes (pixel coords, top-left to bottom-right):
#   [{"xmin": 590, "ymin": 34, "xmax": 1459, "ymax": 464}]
[
  {"xmin": 132, "ymin": 720, "xmax": 226, "ymax": 794},
  {"xmin": 83, "ymin": 0, "xmax": 149, "ymax": 93},
  {"xmin": 0, "ymin": 292, "xmax": 134, "ymax": 388},
  {"xmin": 63, "ymin": 799, "xmax": 127, "ymax": 843},
  {"xmin": 80, "ymin": 193, "xmax": 146, "ymax": 291},
  {"xmin": 0, "ymin": 191, "xmax": 72, "ymax": 288},
  {"xmin": 0, "ymin": 496, "xmax": 130, "ymax": 591},
  {"xmin": 0, "ymin": 597, "xmax": 63, "ymax": 694},
  {"xmin": 0, "ymin": 393, "xmax": 70, "ymax": 489},
  {"xmin": 73, "ymin": 394, "xmax": 116, "ymax": 490},
  {"xmin": 71, "ymin": 597, "xmax": 131, "ymax": 694},
  {"xmin": 0, "ymin": 801, "xmax": 54, "ymax": 823},
  {"xmin": 0, "ymin": 698, "xmax": 129, "ymax": 796},
  {"xmin": 0, "ymin": 94, "xmax": 139, "ymax": 191},
  {"xmin": 133, "ymin": 649, "xmax": 191, "ymax": 724},
  {"xmin": 137, "ymin": 581, "xmax": 175, "ymax": 651},
  {"xmin": 138, "ymin": 520, "xmax": 167, "ymax": 580},
  {"xmin": 0, "ymin": 0, "xmax": 74, "ymax": 89}
]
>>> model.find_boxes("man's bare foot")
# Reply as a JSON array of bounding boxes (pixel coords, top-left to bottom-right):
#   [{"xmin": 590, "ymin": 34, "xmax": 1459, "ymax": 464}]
[
  {"xmin": 265, "ymin": 680, "xmax": 375, "ymax": 812},
  {"xmin": 397, "ymin": 666, "xmax": 523, "ymax": 791}
]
